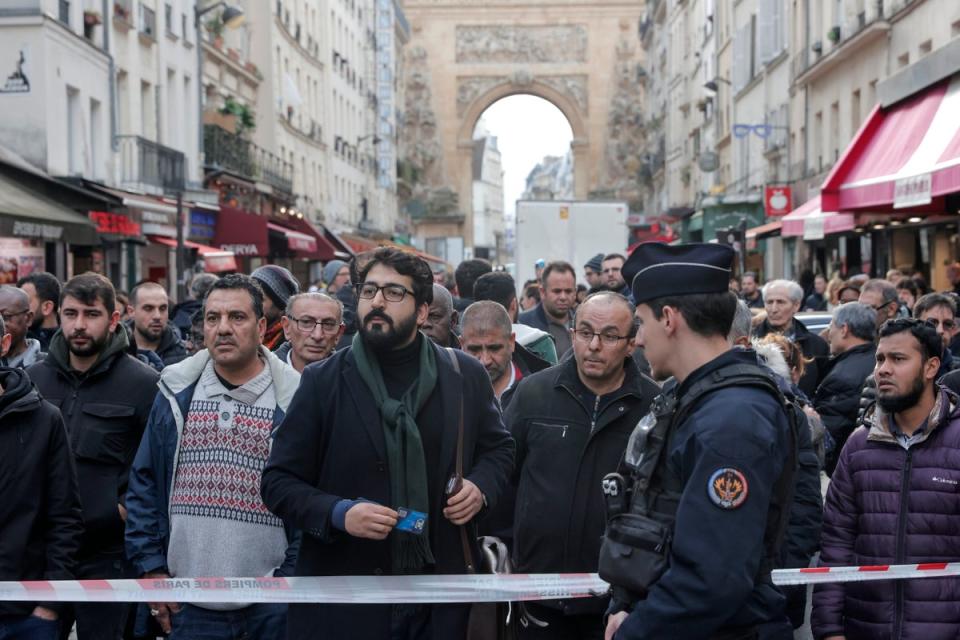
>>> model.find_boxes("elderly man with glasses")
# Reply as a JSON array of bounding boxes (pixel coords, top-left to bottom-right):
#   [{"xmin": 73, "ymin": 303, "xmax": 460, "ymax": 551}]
[
  {"xmin": 278, "ymin": 293, "xmax": 345, "ymax": 373},
  {"xmin": 858, "ymin": 278, "xmax": 903, "ymax": 329}
]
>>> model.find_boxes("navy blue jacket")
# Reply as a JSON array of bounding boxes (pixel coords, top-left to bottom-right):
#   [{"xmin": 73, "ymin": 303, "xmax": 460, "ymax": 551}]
[
  {"xmin": 124, "ymin": 351, "xmax": 301, "ymax": 579},
  {"xmin": 261, "ymin": 340, "xmax": 514, "ymax": 640},
  {"xmin": 615, "ymin": 350, "xmax": 793, "ymax": 639}
]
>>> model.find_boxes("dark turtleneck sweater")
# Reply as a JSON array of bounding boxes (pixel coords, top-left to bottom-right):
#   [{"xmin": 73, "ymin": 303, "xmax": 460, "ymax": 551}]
[{"xmin": 374, "ymin": 333, "xmax": 446, "ymax": 519}]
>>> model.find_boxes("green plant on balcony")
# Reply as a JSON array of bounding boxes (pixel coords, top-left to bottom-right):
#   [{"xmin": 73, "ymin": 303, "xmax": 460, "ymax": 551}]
[
  {"xmin": 220, "ymin": 97, "xmax": 256, "ymax": 134},
  {"xmin": 827, "ymin": 25, "xmax": 841, "ymax": 43},
  {"xmin": 205, "ymin": 16, "xmax": 224, "ymax": 47}
]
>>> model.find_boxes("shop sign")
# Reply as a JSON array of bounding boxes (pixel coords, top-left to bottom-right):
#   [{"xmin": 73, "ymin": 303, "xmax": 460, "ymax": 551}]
[
  {"xmin": 89, "ymin": 211, "xmax": 141, "ymax": 237},
  {"xmin": 803, "ymin": 214, "xmax": 825, "ymax": 241},
  {"xmin": 12, "ymin": 220, "xmax": 62, "ymax": 240},
  {"xmin": 764, "ymin": 185, "xmax": 792, "ymax": 217},
  {"xmin": 189, "ymin": 210, "xmax": 216, "ymax": 240},
  {"xmin": 0, "ymin": 238, "xmax": 44, "ymax": 284},
  {"xmin": 894, "ymin": 173, "xmax": 932, "ymax": 209},
  {"xmin": 142, "ymin": 210, "xmax": 176, "ymax": 237},
  {"xmin": 220, "ymin": 243, "xmax": 260, "ymax": 256}
]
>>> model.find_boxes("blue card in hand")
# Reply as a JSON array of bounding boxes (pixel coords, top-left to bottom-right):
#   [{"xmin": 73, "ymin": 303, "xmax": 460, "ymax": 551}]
[{"xmin": 395, "ymin": 507, "xmax": 427, "ymax": 535}]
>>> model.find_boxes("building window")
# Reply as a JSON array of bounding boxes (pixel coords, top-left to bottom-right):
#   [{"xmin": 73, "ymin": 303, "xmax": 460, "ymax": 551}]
[
  {"xmin": 918, "ymin": 39, "xmax": 932, "ymax": 57},
  {"xmin": 165, "ymin": 3, "xmax": 174, "ymax": 36},
  {"xmin": 58, "ymin": 0, "xmax": 70, "ymax": 25},
  {"xmin": 140, "ymin": 3, "xmax": 156, "ymax": 38},
  {"xmin": 67, "ymin": 86, "xmax": 81, "ymax": 174}
]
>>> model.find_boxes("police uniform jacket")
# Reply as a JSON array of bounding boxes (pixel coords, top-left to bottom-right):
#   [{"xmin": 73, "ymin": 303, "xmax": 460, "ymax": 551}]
[{"xmin": 615, "ymin": 349, "xmax": 793, "ymax": 639}]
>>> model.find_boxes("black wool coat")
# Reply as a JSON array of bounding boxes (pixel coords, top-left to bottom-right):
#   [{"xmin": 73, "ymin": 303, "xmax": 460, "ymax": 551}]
[{"xmin": 261, "ymin": 339, "xmax": 515, "ymax": 640}]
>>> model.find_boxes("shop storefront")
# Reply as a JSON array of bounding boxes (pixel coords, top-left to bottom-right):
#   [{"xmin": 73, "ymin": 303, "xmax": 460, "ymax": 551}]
[
  {"xmin": 87, "ymin": 210, "xmax": 146, "ymax": 290},
  {"xmin": 0, "ymin": 171, "xmax": 99, "ymax": 280},
  {"xmin": 784, "ymin": 66, "xmax": 960, "ymax": 287},
  {"xmin": 212, "ymin": 206, "xmax": 339, "ymax": 284}
]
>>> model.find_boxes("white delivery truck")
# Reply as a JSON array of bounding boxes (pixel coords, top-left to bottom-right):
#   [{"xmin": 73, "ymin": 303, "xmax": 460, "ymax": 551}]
[{"xmin": 513, "ymin": 200, "xmax": 629, "ymax": 288}]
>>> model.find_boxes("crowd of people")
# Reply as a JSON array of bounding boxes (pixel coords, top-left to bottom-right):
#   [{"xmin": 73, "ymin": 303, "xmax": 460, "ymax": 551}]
[{"xmin": 2, "ymin": 245, "xmax": 960, "ymax": 640}]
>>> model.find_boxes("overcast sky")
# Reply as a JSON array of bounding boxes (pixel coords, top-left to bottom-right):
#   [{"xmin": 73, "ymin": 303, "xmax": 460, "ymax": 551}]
[{"xmin": 475, "ymin": 94, "xmax": 573, "ymax": 217}]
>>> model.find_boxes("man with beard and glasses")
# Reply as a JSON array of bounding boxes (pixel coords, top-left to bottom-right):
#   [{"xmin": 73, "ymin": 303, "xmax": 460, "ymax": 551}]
[
  {"xmin": 125, "ymin": 281, "xmax": 187, "ymax": 370},
  {"xmin": 126, "ymin": 274, "xmax": 300, "ymax": 639},
  {"xmin": 813, "ymin": 318, "xmax": 960, "ymax": 639},
  {"xmin": 18, "ymin": 271, "xmax": 61, "ymax": 352},
  {"xmin": 26, "ymin": 273, "xmax": 160, "ymax": 640},
  {"xmin": 262, "ymin": 247, "xmax": 514, "ymax": 640}
]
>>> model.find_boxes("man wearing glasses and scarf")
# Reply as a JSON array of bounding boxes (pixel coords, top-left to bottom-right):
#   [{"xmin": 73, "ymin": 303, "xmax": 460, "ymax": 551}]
[{"xmin": 262, "ymin": 247, "xmax": 514, "ymax": 640}]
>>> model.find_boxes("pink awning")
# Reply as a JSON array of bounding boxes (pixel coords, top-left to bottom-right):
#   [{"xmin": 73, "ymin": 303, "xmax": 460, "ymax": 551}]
[
  {"xmin": 821, "ymin": 73, "xmax": 960, "ymax": 212},
  {"xmin": 267, "ymin": 222, "xmax": 317, "ymax": 253},
  {"xmin": 780, "ymin": 196, "xmax": 855, "ymax": 239}
]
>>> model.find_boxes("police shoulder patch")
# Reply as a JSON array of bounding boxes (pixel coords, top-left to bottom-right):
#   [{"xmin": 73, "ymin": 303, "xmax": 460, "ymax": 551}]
[{"xmin": 707, "ymin": 468, "xmax": 748, "ymax": 509}]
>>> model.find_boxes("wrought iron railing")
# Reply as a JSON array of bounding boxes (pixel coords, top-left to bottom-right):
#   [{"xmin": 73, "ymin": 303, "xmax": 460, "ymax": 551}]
[
  {"xmin": 117, "ymin": 135, "xmax": 185, "ymax": 193},
  {"xmin": 203, "ymin": 124, "xmax": 293, "ymax": 194}
]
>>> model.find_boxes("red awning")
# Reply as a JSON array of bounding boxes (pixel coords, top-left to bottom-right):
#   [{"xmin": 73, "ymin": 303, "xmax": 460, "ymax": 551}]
[
  {"xmin": 822, "ymin": 73, "xmax": 960, "ymax": 212},
  {"xmin": 278, "ymin": 217, "xmax": 339, "ymax": 261},
  {"xmin": 781, "ymin": 196, "xmax": 855, "ymax": 239},
  {"xmin": 147, "ymin": 236, "xmax": 238, "ymax": 273},
  {"xmin": 267, "ymin": 222, "xmax": 317, "ymax": 254},
  {"xmin": 213, "ymin": 206, "xmax": 269, "ymax": 257},
  {"xmin": 340, "ymin": 233, "xmax": 449, "ymax": 267}
]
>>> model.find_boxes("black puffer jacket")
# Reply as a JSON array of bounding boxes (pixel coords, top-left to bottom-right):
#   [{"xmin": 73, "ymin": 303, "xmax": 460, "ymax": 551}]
[
  {"xmin": 0, "ymin": 367, "xmax": 83, "ymax": 617},
  {"xmin": 504, "ymin": 356, "xmax": 659, "ymax": 615},
  {"xmin": 814, "ymin": 342, "xmax": 876, "ymax": 474},
  {"xmin": 26, "ymin": 328, "xmax": 160, "ymax": 558}
]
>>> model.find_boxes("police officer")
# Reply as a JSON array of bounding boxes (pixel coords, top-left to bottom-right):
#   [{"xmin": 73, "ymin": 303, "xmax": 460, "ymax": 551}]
[{"xmin": 601, "ymin": 243, "xmax": 796, "ymax": 640}]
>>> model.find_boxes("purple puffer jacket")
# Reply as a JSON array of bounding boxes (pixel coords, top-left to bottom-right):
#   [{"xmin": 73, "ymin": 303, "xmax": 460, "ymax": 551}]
[{"xmin": 811, "ymin": 387, "xmax": 960, "ymax": 640}]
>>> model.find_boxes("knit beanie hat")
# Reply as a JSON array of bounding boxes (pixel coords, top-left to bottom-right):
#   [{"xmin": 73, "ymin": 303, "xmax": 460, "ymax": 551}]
[
  {"xmin": 251, "ymin": 265, "xmax": 300, "ymax": 311},
  {"xmin": 322, "ymin": 260, "xmax": 347, "ymax": 286},
  {"xmin": 584, "ymin": 253, "xmax": 604, "ymax": 273}
]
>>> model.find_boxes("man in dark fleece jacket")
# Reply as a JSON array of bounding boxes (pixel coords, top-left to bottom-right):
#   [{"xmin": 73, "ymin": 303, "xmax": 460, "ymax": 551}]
[
  {"xmin": 0, "ymin": 326, "xmax": 83, "ymax": 640},
  {"xmin": 124, "ymin": 282, "xmax": 187, "ymax": 370},
  {"xmin": 507, "ymin": 292, "xmax": 659, "ymax": 638},
  {"xmin": 26, "ymin": 273, "xmax": 159, "ymax": 640}
]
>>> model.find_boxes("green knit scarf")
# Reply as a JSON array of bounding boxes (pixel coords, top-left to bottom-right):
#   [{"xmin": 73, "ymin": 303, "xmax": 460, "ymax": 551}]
[{"xmin": 351, "ymin": 332, "xmax": 437, "ymax": 573}]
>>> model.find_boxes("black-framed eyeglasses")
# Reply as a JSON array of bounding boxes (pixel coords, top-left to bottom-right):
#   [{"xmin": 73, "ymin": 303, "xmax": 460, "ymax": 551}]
[
  {"xmin": 289, "ymin": 315, "xmax": 343, "ymax": 334},
  {"xmin": 573, "ymin": 328, "xmax": 632, "ymax": 346},
  {"xmin": 1, "ymin": 309, "xmax": 29, "ymax": 323},
  {"xmin": 355, "ymin": 283, "xmax": 414, "ymax": 303},
  {"xmin": 925, "ymin": 317, "xmax": 957, "ymax": 331},
  {"xmin": 871, "ymin": 299, "xmax": 897, "ymax": 312}
]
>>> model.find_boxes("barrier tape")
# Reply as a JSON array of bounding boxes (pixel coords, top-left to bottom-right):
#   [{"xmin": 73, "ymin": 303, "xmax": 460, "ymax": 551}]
[
  {"xmin": 0, "ymin": 564, "xmax": 957, "ymax": 603},
  {"xmin": 0, "ymin": 574, "xmax": 607, "ymax": 604},
  {"xmin": 772, "ymin": 562, "xmax": 960, "ymax": 586}
]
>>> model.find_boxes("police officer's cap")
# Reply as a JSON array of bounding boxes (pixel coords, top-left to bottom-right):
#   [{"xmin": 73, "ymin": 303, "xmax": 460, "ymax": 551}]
[{"xmin": 624, "ymin": 242, "xmax": 735, "ymax": 304}]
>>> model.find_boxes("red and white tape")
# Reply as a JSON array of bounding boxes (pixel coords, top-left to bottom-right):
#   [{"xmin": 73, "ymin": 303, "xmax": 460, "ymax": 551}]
[
  {"xmin": 0, "ymin": 574, "xmax": 607, "ymax": 604},
  {"xmin": 0, "ymin": 565, "xmax": 956, "ymax": 603},
  {"xmin": 772, "ymin": 562, "xmax": 960, "ymax": 586}
]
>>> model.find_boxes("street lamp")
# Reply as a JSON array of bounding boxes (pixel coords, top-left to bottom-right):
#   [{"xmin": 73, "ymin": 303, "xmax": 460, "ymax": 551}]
[
  {"xmin": 704, "ymin": 77, "xmax": 732, "ymax": 93},
  {"xmin": 179, "ymin": 1, "xmax": 245, "ymax": 301}
]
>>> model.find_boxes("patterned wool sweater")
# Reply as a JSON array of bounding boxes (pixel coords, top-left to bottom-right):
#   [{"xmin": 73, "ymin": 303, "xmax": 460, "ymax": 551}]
[{"xmin": 166, "ymin": 359, "xmax": 287, "ymax": 610}]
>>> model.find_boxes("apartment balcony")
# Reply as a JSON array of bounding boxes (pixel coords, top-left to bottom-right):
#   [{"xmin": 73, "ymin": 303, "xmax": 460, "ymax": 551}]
[
  {"xmin": 793, "ymin": 0, "xmax": 890, "ymax": 86},
  {"xmin": 117, "ymin": 135, "xmax": 185, "ymax": 194},
  {"xmin": 203, "ymin": 124, "xmax": 293, "ymax": 195}
]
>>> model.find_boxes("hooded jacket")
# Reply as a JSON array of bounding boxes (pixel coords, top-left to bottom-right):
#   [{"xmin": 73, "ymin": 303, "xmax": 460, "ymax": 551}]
[
  {"xmin": 0, "ymin": 368, "xmax": 83, "ymax": 618},
  {"xmin": 125, "ymin": 347, "xmax": 302, "ymax": 579},
  {"xmin": 26, "ymin": 327, "xmax": 160, "ymax": 558},
  {"xmin": 812, "ymin": 386, "xmax": 960, "ymax": 640}
]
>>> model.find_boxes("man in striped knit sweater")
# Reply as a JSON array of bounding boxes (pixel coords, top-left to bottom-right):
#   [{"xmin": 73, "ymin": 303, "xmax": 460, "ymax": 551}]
[{"xmin": 125, "ymin": 274, "xmax": 301, "ymax": 640}]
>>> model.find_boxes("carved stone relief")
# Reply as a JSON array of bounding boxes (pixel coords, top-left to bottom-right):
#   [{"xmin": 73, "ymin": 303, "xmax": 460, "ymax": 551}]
[
  {"xmin": 455, "ymin": 74, "xmax": 588, "ymax": 116},
  {"xmin": 455, "ymin": 25, "xmax": 587, "ymax": 64},
  {"xmin": 400, "ymin": 46, "xmax": 446, "ymax": 190},
  {"xmin": 602, "ymin": 35, "xmax": 647, "ymax": 208}
]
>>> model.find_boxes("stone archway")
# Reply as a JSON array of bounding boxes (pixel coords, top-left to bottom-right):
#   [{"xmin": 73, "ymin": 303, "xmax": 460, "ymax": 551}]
[{"xmin": 398, "ymin": 3, "xmax": 646, "ymax": 258}]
